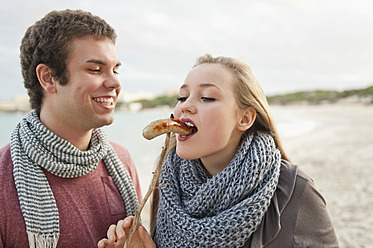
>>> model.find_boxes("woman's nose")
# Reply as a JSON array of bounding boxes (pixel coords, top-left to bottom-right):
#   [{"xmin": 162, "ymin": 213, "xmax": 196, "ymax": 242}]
[{"xmin": 180, "ymin": 99, "xmax": 197, "ymax": 114}]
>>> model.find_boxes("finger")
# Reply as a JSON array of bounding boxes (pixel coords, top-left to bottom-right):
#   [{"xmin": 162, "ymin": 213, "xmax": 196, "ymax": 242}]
[
  {"xmin": 122, "ymin": 216, "xmax": 135, "ymax": 229},
  {"xmin": 138, "ymin": 226, "xmax": 156, "ymax": 248},
  {"xmin": 107, "ymin": 224, "xmax": 117, "ymax": 243},
  {"xmin": 97, "ymin": 238, "xmax": 108, "ymax": 248},
  {"xmin": 117, "ymin": 216, "xmax": 134, "ymax": 239},
  {"xmin": 116, "ymin": 219, "xmax": 125, "ymax": 239},
  {"xmin": 122, "ymin": 216, "xmax": 136, "ymax": 236}
]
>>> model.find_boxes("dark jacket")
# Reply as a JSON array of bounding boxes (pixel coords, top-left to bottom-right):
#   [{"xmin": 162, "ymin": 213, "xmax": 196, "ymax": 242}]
[{"xmin": 244, "ymin": 161, "xmax": 339, "ymax": 247}]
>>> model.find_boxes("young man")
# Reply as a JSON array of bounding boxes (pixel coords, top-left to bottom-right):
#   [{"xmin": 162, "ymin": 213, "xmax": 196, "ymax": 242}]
[{"xmin": 0, "ymin": 9, "xmax": 142, "ymax": 248}]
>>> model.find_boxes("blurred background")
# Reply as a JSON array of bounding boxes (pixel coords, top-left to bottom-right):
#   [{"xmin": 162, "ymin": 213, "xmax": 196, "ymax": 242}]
[
  {"xmin": 1, "ymin": 0, "xmax": 372, "ymax": 102},
  {"xmin": 1, "ymin": 1, "xmax": 372, "ymax": 247}
]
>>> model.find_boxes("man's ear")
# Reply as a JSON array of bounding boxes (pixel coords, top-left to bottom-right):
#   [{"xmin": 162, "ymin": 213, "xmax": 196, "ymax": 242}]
[
  {"xmin": 237, "ymin": 108, "xmax": 256, "ymax": 132},
  {"xmin": 36, "ymin": 64, "xmax": 57, "ymax": 94}
]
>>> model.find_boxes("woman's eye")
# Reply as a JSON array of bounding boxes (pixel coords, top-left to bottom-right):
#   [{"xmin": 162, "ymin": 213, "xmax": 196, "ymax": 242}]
[
  {"xmin": 201, "ymin": 97, "xmax": 216, "ymax": 102},
  {"xmin": 113, "ymin": 70, "xmax": 119, "ymax": 75},
  {"xmin": 177, "ymin": 96, "xmax": 187, "ymax": 102}
]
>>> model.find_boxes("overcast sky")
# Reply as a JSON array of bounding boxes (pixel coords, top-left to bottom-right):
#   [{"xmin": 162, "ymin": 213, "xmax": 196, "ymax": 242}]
[{"xmin": 0, "ymin": 0, "xmax": 372, "ymax": 101}]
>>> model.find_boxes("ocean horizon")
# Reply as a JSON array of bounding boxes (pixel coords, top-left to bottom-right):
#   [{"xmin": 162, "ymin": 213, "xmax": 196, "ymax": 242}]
[{"xmin": 0, "ymin": 107, "xmax": 318, "ymax": 193}]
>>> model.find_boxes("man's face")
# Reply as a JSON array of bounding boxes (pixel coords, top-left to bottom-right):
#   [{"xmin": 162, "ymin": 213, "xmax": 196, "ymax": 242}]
[{"xmin": 53, "ymin": 37, "xmax": 122, "ymax": 133}]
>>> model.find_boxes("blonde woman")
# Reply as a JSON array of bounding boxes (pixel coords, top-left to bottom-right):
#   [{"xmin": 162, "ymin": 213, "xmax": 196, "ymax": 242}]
[{"xmin": 99, "ymin": 54, "xmax": 338, "ymax": 248}]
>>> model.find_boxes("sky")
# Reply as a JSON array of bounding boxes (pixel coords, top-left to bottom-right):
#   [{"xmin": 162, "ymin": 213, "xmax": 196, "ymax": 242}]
[{"xmin": 0, "ymin": 0, "xmax": 372, "ymax": 101}]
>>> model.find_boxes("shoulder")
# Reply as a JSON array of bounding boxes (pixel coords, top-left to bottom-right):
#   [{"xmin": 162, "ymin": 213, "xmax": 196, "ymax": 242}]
[
  {"xmin": 277, "ymin": 160, "xmax": 328, "ymax": 222},
  {"xmin": 277, "ymin": 160, "xmax": 319, "ymax": 209},
  {"xmin": 292, "ymin": 173, "xmax": 339, "ymax": 246},
  {"xmin": 256, "ymin": 161, "xmax": 338, "ymax": 247},
  {"xmin": 0, "ymin": 143, "xmax": 27, "ymax": 245},
  {"xmin": 110, "ymin": 141, "xmax": 130, "ymax": 157},
  {"xmin": 109, "ymin": 141, "xmax": 135, "ymax": 171},
  {"xmin": 0, "ymin": 143, "xmax": 11, "ymax": 160},
  {"xmin": 0, "ymin": 143, "xmax": 12, "ymax": 174},
  {"xmin": 281, "ymin": 161, "xmax": 327, "ymax": 214},
  {"xmin": 109, "ymin": 141, "xmax": 134, "ymax": 165},
  {"xmin": 280, "ymin": 161, "xmax": 339, "ymax": 247},
  {"xmin": 0, "ymin": 143, "xmax": 13, "ymax": 185}
]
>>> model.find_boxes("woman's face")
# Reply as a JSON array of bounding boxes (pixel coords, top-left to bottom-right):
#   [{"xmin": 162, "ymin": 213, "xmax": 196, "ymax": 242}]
[{"xmin": 173, "ymin": 63, "xmax": 246, "ymax": 175}]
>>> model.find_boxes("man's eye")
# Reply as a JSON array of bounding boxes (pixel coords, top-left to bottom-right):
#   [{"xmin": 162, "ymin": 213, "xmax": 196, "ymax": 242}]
[
  {"xmin": 88, "ymin": 69, "xmax": 101, "ymax": 73},
  {"xmin": 113, "ymin": 70, "xmax": 119, "ymax": 75},
  {"xmin": 177, "ymin": 96, "xmax": 187, "ymax": 102},
  {"xmin": 201, "ymin": 97, "xmax": 215, "ymax": 102}
]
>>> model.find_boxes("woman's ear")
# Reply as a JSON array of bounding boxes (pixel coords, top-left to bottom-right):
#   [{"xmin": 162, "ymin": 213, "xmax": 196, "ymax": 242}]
[
  {"xmin": 36, "ymin": 64, "xmax": 57, "ymax": 94},
  {"xmin": 237, "ymin": 108, "xmax": 256, "ymax": 132}
]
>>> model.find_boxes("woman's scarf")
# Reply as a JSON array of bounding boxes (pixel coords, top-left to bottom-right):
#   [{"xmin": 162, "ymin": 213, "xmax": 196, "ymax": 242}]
[
  {"xmin": 154, "ymin": 132, "xmax": 281, "ymax": 248},
  {"xmin": 10, "ymin": 110, "xmax": 139, "ymax": 248}
]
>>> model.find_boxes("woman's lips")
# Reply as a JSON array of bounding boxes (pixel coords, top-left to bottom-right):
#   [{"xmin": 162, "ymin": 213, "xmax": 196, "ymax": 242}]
[
  {"xmin": 177, "ymin": 132, "xmax": 196, "ymax": 141},
  {"xmin": 178, "ymin": 118, "xmax": 197, "ymax": 141}
]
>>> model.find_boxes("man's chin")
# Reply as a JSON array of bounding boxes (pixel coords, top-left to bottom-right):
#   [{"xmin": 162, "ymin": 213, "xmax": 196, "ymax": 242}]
[{"xmin": 94, "ymin": 115, "xmax": 115, "ymax": 128}]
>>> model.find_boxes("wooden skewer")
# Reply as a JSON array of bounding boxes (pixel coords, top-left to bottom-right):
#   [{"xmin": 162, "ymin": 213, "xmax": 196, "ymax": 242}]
[{"xmin": 124, "ymin": 132, "xmax": 171, "ymax": 247}]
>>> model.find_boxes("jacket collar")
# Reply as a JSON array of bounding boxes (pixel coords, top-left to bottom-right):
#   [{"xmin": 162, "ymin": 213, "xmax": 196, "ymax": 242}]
[{"xmin": 249, "ymin": 160, "xmax": 298, "ymax": 247}]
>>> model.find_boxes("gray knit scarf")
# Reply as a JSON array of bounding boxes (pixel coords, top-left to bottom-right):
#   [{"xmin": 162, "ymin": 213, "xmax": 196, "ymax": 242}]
[
  {"xmin": 10, "ymin": 110, "xmax": 139, "ymax": 248},
  {"xmin": 154, "ymin": 132, "xmax": 281, "ymax": 248}
]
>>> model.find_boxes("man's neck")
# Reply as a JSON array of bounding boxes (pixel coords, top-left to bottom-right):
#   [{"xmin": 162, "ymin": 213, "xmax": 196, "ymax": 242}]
[
  {"xmin": 62, "ymin": 130, "xmax": 93, "ymax": 151},
  {"xmin": 39, "ymin": 109, "xmax": 92, "ymax": 151}
]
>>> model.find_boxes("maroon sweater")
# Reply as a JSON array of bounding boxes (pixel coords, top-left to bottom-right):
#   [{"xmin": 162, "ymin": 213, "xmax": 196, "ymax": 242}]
[{"xmin": 0, "ymin": 142, "xmax": 142, "ymax": 248}]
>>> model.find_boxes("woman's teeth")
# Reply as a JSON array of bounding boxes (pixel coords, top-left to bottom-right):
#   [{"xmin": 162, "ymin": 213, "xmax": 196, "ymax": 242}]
[{"xmin": 184, "ymin": 121, "xmax": 198, "ymax": 134}]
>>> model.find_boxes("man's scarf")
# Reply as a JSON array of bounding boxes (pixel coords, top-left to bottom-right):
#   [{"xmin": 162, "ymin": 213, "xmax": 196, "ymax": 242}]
[
  {"xmin": 10, "ymin": 110, "xmax": 139, "ymax": 248},
  {"xmin": 154, "ymin": 132, "xmax": 281, "ymax": 248}
]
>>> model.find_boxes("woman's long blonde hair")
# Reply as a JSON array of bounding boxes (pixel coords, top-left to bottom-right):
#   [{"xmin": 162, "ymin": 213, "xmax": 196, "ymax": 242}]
[{"xmin": 150, "ymin": 54, "xmax": 290, "ymax": 230}]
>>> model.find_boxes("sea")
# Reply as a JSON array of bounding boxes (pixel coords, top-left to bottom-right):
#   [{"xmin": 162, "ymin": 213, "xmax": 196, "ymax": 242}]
[{"xmin": 0, "ymin": 107, "xmax": 317, "ymax": 191}]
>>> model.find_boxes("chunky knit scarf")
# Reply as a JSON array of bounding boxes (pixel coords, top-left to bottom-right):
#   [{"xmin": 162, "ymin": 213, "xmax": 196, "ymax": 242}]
[
  {"xmin": 154, "ymin": 132, "xmax": 281, "ymax": 248},
  {"xmin": 10, "ymin": 110, "xmax": 139, "ymax": 248}
]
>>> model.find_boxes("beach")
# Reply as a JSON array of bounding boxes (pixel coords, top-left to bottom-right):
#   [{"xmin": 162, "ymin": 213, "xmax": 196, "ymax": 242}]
[
  {"xmin": 138, "ymin": 104, "xmax": 373, "ymax": 248},
  {"xmin": 272, "ymin": 104, "xmax": 373, "ymax": 248}
]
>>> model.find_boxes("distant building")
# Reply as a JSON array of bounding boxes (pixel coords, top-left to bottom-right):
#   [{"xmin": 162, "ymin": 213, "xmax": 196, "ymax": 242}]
[
  {"xmin": 119, "ymin": 91, "xmax": 155, "ymax": 103},
  {"xmin": 163, "ymin": 89, "xmax": 178, "ymax": 97},
  {"xmin": 0, "ymin": 94, "xmax": 30, "ymax": 113}
]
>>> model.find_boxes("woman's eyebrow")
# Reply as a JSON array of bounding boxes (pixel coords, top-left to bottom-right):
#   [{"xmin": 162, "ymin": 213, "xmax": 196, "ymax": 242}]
[
  {"xmin": 199, "ymin": 83, "xmax": 221, "ymax": 90},
  {"xmin": 180, "ymin": 83, "xmax": 221, "ymax": 90}
]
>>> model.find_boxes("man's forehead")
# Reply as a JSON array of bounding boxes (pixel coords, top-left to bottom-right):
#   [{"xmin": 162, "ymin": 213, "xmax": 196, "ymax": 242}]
[{"xmin": 67, "ymin": 37, "xmax": 120, "ymax": 64}]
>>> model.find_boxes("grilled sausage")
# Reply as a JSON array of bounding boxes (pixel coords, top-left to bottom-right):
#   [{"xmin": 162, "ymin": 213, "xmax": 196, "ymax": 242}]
[{"xmin": 142, "ymin": 118, "xmax": 197, "ymax": 140}]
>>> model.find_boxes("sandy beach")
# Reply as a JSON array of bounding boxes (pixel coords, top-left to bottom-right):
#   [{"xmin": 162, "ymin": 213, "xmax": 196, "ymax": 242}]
[
  {"xmin": 272, "ymin": 104, "xmax": 373, "ymax": 248},
  {"xmin": 139, "ymin": 104, "xmax": 373, "ymax": 248}
]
